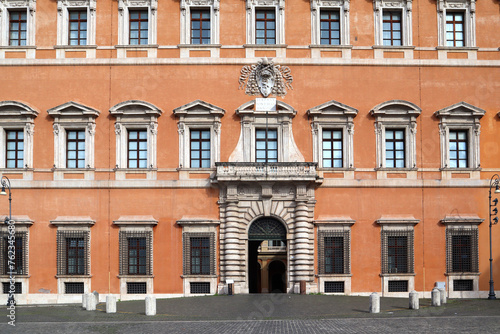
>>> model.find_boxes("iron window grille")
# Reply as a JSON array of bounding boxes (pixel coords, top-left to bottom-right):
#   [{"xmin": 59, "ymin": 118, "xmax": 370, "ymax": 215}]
[
  {"xmin": 64, "ymin": 282, "xmax": 84, "ymax": 294},
  {"xmin": 324, "ymin": 281, "xmax": 344, "ymax": 293},
  {"xmin": 446, "ymin": 228, "xmax": 478, "ymax": 273},
  {"xmin": 388, "ymin": 280, "xmax": 408, "ymax": 292},
  {"xmin": 322, "ymin": 129, "xmax": 343, "ymax": 168},
  {"xmin": 119, "ymin": 230, "xmax": 152, "ymax": 276},
  {"xmin": 129, "ymin": 10, "xmax": 148, "ymax": 45},
  {"xmin": 191, "ymin": 9, "xmax": 210, "ymax": 44},
  {"xmin": 127, "ymin": 282, "xmax": 147, "ymax": 294},
  {"xmin": 453, "ymin": 279, "xmax": 473, "ymax": 291},
  {"xmin": 449, "ymin": 130, "xmax": 468, "ymax": 168},
  {"xmin": 68, "ymin": 10, "xmax": 87, "ymax": 46},
  {"xmin": 318, "ymin": 231, "xmax": 350, "ymax": 275},
  {"xmin": 57, "ymin": 230, "xmax": 90, "ymax": 276},
  {"xmin": 66, "ymin": 130, "xmax": 85, "ymax": 168},
  {"xmin": 127, "ymin": 129, "xmax": 148, "ymax": 168},
  {"xmin": 183, "ymin": 232, "xmax": 215, "ymax": 276},
  {"xmin": 446, "ymin": 12, "xmax": 465, "ymax": 47},
  {"xmin": 0, "ymin": 231, "xmax": 28, "ymax": 275},
  {"xmin": 9, "ymin": 10, "xmax": 27, "ymax": 46},
  {"xmin": 190, "ymin": 282, "xmax": 211, "ymax": 294},
  {"xmin": 5, "ymin": 130, "xmax": 24, "ymax": 169},
  {"xmin": 382, "ymin": 10, "xmax": 402, "ymax": 46},
  {"xmin": 2, "ymin": 282, "xmax": 22, "ymax": 294},
  {"xmin": 255, "ymin": 9, "xmax": 276, "ymax": 44},
  {"xmin": 381, "ymin": 230, "xmax": 414, "ymax": 274},
  {"xmin": 320, "ymin": 10, "xmax": 341, "ymax": 45},
  {"xmin": 190, "ymin": 129, "xmax": 211, "ymax": 168},
  {"xmin": 385, "ymin": 129, "xmax": 405, "ymax": 168},
  {"xmin": 256, "ymin": 129, "xmax": 278, "ymax": 163}
]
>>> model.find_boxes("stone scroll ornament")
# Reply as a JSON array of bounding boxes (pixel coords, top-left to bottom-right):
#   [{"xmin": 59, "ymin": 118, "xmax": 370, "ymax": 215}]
[{"xmin": 239, "ymin": 58, "xmax": 293, "ymax": 97}]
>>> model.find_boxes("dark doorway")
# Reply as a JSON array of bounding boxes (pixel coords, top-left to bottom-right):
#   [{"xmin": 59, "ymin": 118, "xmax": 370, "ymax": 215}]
[
  {"xmin": 248, "ymin": 217, "xmax": 287, "ymax": 293},
  {"xmin": 268, "ymin": 260, "xmax": 286, "ymax": 293}
]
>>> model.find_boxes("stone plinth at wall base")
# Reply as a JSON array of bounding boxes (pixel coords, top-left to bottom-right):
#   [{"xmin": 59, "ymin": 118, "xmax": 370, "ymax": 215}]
[
  {"xmin": 106, "ymin": 295, "xmax": 116, "ymax": 313},
  {"xmin": 145, "ymin": 295, "xmax": 156, "ymax": 316}
]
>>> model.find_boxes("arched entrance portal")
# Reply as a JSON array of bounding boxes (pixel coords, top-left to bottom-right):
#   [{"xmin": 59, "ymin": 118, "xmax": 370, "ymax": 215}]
[{"xmin": 248, "ymin": 217, "xmax": 287, "ymax": 293}]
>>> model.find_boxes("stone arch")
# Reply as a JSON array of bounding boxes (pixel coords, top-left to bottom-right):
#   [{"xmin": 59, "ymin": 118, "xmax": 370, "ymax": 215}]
[
  {"xmin": 248, "ymin": 216, "xmax": 287, "ymax": 241},
  {"xmin": 243, "ymin": 200, "xmax": 295, "ymax": 231}
]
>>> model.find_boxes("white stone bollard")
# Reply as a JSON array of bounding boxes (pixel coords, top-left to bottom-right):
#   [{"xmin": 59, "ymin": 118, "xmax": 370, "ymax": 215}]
[
  {"xmin": 82, "ymin": 293, "xmax": 88, "ymax": 309},
  {"xmin": 106, "ymin": 295, "xmax": 117, "ymax": 314},
  {"xmin": 145, "ymin": 295, "xmax": 156, "ymax": 316},
  {"xmin": 439, "ymin": 288, "xmax": 447, "ymax": 304},
  {"xmin": 431, "ymin": 288, "xmax": 441, "ymax": 307},
  {"xmin": 93, "ymin": 290, "xmax": 100, "ymax": 304},
  {"xmin": 409, "ymin": 290, "xmax": 419, "ymax": 310},
  {"xmin": 369, "ymin": 292, "xmax": 380, "ymax": 313},
  {"xmin": 86, "ymin": 293, "xmax": 97, "ymax": 311}
]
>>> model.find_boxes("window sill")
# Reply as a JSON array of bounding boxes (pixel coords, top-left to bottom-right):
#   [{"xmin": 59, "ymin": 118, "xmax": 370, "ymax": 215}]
[
  {"xmin": 54, "ymin": 45, "xmax": 98, "ymax": 50},
  {"xmin": 181, "ymin": 275, "xmax": 217, "ymax": 278},
  {"xmin": 309, "ymin": 44, "xmax": 353, "ymax": 49},
  {"xmin": 114, "ymin": 168, "xmax": 158, "ymax": 172},
  {"xmin": 0, "ymin": 46, "xmax": 36, "ymax": 50},
  {"xmin": 380, "ymin": 273, "xmax": 415, "ymax": 277},
  {"xmin": 0, "ymin": 274, "xmax": 30, "ymax": 278},
  {"xmin": 316, "ymin": 274, "xmax": 352, "ymax": 278},
  {"xmin": 56, "ymin": 275, "xmax": 92, "ymax": 278},
  {"xmin": 319, "ymin": 168, "xmax": 355, "ymax": 171},
  {"xmin": 243, "ymin": 44, "xmax": 288, "ymax": 48},
  {"xmin": 440, "ymin": 167, "xmax": 481, "ymax": 171},
  {"xmin": 178, "ymin": 44, "xmax": 222, "ymax": 49},
  {"xmin": 117, "ymin": 275, "xmax": 154, "ymax": 278},
  {"xmin": 444, "ymin": 272, "xmax": 480, "ymax": 277},
  {"xmin": 372, "ymin": 45, "xmax": 415, "ymax": 50},
  {"xmin": 115, "ymin": 44, "xmax": 159, "ymax": 49},
  {"xmin": 436, "ymin": 46, "xmax": 479, "ymax": 51},
  {"xmin": 375, "ymin": 167, "xmax": 417, "ymax": 172}
]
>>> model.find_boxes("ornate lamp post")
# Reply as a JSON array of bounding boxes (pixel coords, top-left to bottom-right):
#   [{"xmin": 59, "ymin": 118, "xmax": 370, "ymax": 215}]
[{"xmin": 488, "ymin": 174, "xmax": 500, "ymax": 300}]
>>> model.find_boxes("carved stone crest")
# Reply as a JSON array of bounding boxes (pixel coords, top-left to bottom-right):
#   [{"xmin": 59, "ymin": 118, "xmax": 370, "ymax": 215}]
[{"xmin": 239, "ymin": 58, "xmax": 293, "ymax": 97}]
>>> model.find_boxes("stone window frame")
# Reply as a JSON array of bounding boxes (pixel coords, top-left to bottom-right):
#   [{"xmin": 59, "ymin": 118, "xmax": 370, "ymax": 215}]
[
  {"xmin": 437, "ymin": 0, "xmax": 476, "ymax": 48},
  {"xmin": 230, "ymin": 100, "xmax": 304, "ymax": 163},
  {"xmin": 114, "ymin": 216, "xmax": 157, "ymax": 296},
  {"xmin": 177, "ymin": 218, "xmax": 219, "ymax": 296},
  {"xmin": 307, "ymin": 100, "xmax": 358, "ymax": 170},
  {"xmin": 110, "ymin": 100, "xmax": 162, "ymax": 176},
  {"xmin": 441, "ymin": 215, "xmax": 482, "ymax": 298},
  {"xmin": 180, "ymin": 0, "xmax": 220, "ymax": 45},
  {"xmin": 435, "ymin": 101, "xmax": 484, "ymax": 171},
  {"xmin": 47, "ymin": 101, "xmax": 99, "ymax": 174},
  {"xmin": 314, "ymin": 217, "xmax": 354, "ymax": 295},
  {"xmin": 117, "ymin": 0, "xmax": 157, "ymax": 46},
  {"xmin": 173, "ymin": 100, "xmax": 224, "ymax": 169},
  {"xmin": 0, "ymin": 0, "xmax": 36, "ymax": 47},
  {"xmin": 245, "ymin": 0, "xmax": 285, "ymax": 46},
  {"xmin": 0, "ymin": 215, "xmax": 32, "ymax": 303},
  {"xmin": 311, "ymin": 0, "xmax": 350, "ymax": 46},
  {"xmin": 0, "ymin": 101, "xmax": 37, "ymax": 170},
  {"xmin": 373, "ymin": 0, "xmax": 413, "ymax": 47},
  {"xmin": 376, "ymin": 216, "xmax": 418, "ymax": 297},
  {"xmin": 56, "ymin": 0, "xmax": 96, "ymax": 47},
  {"xmin": 370, "ymin": 100, "xmax": 421, "ymax": 171},
  {"xmin": 51, "ymin": 216, "xmax": 95, "ymax": 295}
]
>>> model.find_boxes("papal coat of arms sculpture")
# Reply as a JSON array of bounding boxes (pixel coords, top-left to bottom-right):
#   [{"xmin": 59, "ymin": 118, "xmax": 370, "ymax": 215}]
[{"xmin": 239, "ymin": 58, "xmax": 293, "ymax": 98}]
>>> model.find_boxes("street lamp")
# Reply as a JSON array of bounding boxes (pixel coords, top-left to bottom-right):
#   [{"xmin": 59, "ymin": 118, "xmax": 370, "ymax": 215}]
[
  {"xmin": 1, "ymin": 176, "xmax": 14, "ymax": 306},
  {"xmin": 488, "ymin": 174, "xmax": 500, "ymax": 300}
]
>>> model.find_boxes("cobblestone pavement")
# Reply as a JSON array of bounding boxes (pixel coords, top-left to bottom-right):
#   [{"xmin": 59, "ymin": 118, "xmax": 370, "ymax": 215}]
[{"xmin": 1, "ymin": 295, "xmax": 499, "ymax": 333}]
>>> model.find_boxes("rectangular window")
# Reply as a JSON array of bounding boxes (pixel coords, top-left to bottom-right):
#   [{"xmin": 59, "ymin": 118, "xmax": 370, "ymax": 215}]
[
  {"xmin": 324, "ymin": 236, "xmax": 344, "ymax": 274},
  {"xmin": 128, "ymin": 130, "xmax": 147, "ymax": 168},
  {"xmin": 449, "ymin": 130, "xmax": 468, "ymax": 168},
  {"xmin": 66, "ymin": 237, "xmax": 85, "ymax": 275},
  {"xmin": 255, "ymin": 9, "xmax": 276, "ymax": 44},
  {"xmin": 385, "ymin": 129, "xmax": 405, "ymax": 168},
  {"xmin": 9, "ymin": 10, "xmax": 27, "ymax": 46},
  {"xmin": 387, "ymin": 236, "xmax": 408, "ymax": 273},
  {"xmin": 190, "ymin": 282, "xmax": 211, "ymax": 294},
  {"xmin": 382, "ymin": 11, "xmax": 402, "ymax": 46},
  {"xmin": 6, "ymin": 130, "xmax": 24, "ymax": 169},
  {"xmin": 1, "ymin": 235, "xmax": 25, "ymax": 275},
  {"xmin": 129, "ymin": 10, "xmax": 148, "ymax": 45},
  {"xmin": 67, "ymin": 130, "xmax": 85, "ymax": 168},
  {"xmin": 57, "ymin": 230, "xmax": 89, "ymax": 276},
  {"xmin": 191, "ymin": 9, "xmax": 210, "ymax": 44},
  {"xmin": 119, "ymin": 230, "xmax": 152, "ymax": 276},
  {"xmin": 68, "ymin": 10, "xmax": 87, "ymax": 46},
  {"xmin": 446, "ymin": 12, "xmax": 464, "ymax": 47},
  {"xmin": 381, "ymin": 230, "xmax": 413, "ymax": 274},
  {"xmin": 64, "ymin": 282, "xmax": 84, "ymax": 294},
  {"xmin": 388, "ymin": 280, "xmax": 408, "ymax": 292},
  {"xmin": 128, "ymin": 237, "xmax": 147, "ymax": 275},
  {"xmin": 322, "ymin": 129, "xmax": 343, "ymax": 168},
  {"xmin": 320, "ymin": 10, "xmax": 340, "ymax": 45},
  {"xmin": 190, "ymin": 129, "xmax": 210, "ymax": 168},
  {"xmin": 127, "ymin": 282, "xmax": 147, "ymax": 294},
  {"xmin": 190, "ymin": 237, "xmax": 210, "ymax": 275},
  {"xmin": 2, "ymin": 282, "xmax": 22, "ymax": 294},
  {"xmin": 256, "ymin": 129, "xmax": 278, "ymax": 163},
  {"xmin": 451, "ymin": 235, "xmax": 472, "ymax": 272}
]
